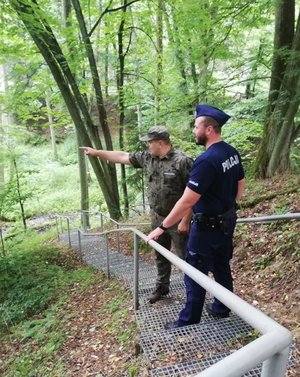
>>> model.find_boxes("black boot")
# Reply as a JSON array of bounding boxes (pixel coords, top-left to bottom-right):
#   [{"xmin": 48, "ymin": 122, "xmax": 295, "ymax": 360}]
[
  {"xmin": 149, "ymin": 286, "xmax": 169, "ymax": 304},
  {"xmin": 206, "ymin": 303, "xmax": 230, "ymax": 318}
]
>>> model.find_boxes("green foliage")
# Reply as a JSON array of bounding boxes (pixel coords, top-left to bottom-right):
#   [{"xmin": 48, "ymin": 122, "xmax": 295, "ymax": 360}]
[
  {"xmin": 1, "ymin": 140, "xmax": 107, "ymax": 218},
  {"xmin": 0, "ymin": 227, "xmax": 104, "ymax": 376},
  {"xmin": 290, "ymin": 136, "xmax": 300, "ymax": 172},
  {"xmin": 3, "ymin": 306, "xmax": 67, "ymax": 377},
  {"xmin": 97, "ymin": 286, "xmax": 136, "ymax": 347},
  {"xmin": 222, "ymin": 119, "xmax": 263, "ymax": 176},
  {"xmin": 56, "ymin": 133, "xmax": 78, "ymax": 166},
  {"xmin": 1, "ymin": 0, "xmax": 299, "ymax": 219},
  {"xmin": 0, "ymin": 230, "xmax": 91, "ymax": 332},
  {"xmin": 254, "ymin": 254, "xmax": 274, "ymax": 271},
  {"xmin": 0, "ymin": 154, "xmax": 34, "ymax": 223}
]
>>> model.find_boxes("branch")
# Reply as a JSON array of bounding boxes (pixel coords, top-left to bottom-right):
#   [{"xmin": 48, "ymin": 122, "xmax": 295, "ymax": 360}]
[
  {"xmin": 123, "ymin": 72, "xmax": 156, "ymax": 89},
  {"xmin": 89, "ymin": 0, "xmax": 141, "ymax": 37},
  {"xmin": 125, "ymin": 26, "xmax": 159, "ymax": 53},
  {"xmin": 124, "ymin": 27, "xmax": 133, "ymax": 58}
]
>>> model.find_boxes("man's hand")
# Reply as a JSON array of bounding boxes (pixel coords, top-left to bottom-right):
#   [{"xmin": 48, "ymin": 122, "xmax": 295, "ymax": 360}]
[
  {"xmin": 79, "ymin": 147, "xmax": 98, "ymax": 156},
  {"xmin": 146, "ymin": 227, "xmax": 164, "ymax": 242},
  {"xmin": 177, "ymin": 219, "xmax": 190, "ymax": 234},
  {"xmin": 177, "ymin": 210, "xmax": 192, "ymax": 234}
]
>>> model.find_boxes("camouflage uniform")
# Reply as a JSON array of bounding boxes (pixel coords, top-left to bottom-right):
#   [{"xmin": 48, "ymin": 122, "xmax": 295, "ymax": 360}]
[{"xmin": 129, "ymin": 149, "xmax": 193, "ymax": 291}]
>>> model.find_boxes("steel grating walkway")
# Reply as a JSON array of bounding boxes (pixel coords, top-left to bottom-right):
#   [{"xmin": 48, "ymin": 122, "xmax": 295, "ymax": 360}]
[{"xmin": 58, "ymin": 231, "xmax": 297, "ymax": 377}]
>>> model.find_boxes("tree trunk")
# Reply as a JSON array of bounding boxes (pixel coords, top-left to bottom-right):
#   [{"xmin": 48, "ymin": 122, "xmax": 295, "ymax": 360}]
[
  {"xmin": 117, "ymin": 0, "xmax": 129, "ymax": 216},
  {"xmin": 0, "ymin": 64, "xmax": 8, "ymax": 192},
  {"xmin": 45, "ymin": 96, "xmax": 58, "ymax": 160},
  {"xmin": 256, "ymin": 6, "xmax": 300, "ymax": 177},
  {"xmin": 155, "ymin": 0, "xmax": 163, "ymax": 122},
  {"xmin": 62, "ymin": 0, "xmax": 90, "ymax": 228},
  {"xmin": 10, "ymin": 0, "xmax": 122, "ymax": 219},
  {"xmin": 245, "ymin": 43, "xmax": 263, "ymax": 98},
  {"xmin": 76, "ymin": 130, "xmax": 90, "ymax": 229},
  {"xmin": 267, "ymin": 0, "xmax": 295, "ymax": 115},
  {"xmin": 13, "ymin": 158, "xmax": 27, "ymax": 230},
  {"xmin": 71, "ymin": 0, "xmax": 121, "ymax": 217},
  {"xmin": 163, "ymin": 4, "xmax": 188, "ymax": 95}
]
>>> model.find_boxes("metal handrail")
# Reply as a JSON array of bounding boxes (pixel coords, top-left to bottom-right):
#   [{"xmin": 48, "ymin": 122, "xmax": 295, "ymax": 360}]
[
  {"xmin": 55, "ymin": 211, "xmax": 300, "ymax": 251},
  {"xmin": 76, "ymin": 224, "xmax": 293, "ymax": 377},
  {"xmin": 57, "ymin": 212, "xmax": 299, "ymax": 375},
  {"xmin": 237, "ymin": 213, "xmax": 300, "ymax": 223},
  {"xmin": 55, "ymin": 210, "xmax": 151, "ymax": 250}
]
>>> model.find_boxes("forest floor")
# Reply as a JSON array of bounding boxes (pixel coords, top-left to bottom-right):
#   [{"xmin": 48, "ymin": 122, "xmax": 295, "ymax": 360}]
[{"xmin": 0, "ymin": 173, "xmax": 299, "ymax": 376}]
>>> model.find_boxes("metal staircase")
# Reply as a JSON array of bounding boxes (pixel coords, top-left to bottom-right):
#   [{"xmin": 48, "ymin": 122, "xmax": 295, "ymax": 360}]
[{"xmin": 58, "ymin": 229, "xmax": 297, "ymax": 376}]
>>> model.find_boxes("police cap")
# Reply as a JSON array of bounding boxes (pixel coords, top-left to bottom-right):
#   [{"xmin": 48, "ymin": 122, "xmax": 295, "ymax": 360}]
[{"xmin": 195, "ymin": 104, "xmax": 230, "ymax": 126}]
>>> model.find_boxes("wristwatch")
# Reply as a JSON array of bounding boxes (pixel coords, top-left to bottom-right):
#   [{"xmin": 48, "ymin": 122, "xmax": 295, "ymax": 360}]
[{"xmin": 159, "ymin": 222, "xmax": 168, "ymax": 231}]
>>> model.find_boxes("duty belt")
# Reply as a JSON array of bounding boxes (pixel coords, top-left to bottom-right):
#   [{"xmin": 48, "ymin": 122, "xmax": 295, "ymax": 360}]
[{"xmin": 192, "ymin": 207, "xmax": 236, "ymax": 234}]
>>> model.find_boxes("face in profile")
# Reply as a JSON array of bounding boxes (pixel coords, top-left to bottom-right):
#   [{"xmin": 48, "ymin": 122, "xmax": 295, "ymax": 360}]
[
  {"xmin": 193, "ymin": 117, "xmax": 208, "ymax": 146},
  {"xmin": 147, "ymin": 140, "xmax": 161, "ymax": 156}
]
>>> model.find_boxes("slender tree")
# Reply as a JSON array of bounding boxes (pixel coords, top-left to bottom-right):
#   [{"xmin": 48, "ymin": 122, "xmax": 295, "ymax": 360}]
[
  {"xmin": 155, "ymin": 0, "xmax": 163, "ymax": 122},
  {"xmin": 45, "ymin": 95, "xmax": 58, "ymax": 160},
  {"xmin": 62, "ymin": 0, "xmax": 90, "ymax": 227},
  {"xmin": 9, "ymin": 0, "xmax": 122, "ymax": 219},
  {"xmin": 256, "ymin": 1, "xmax": 300, "ymax": 177},
  {"xmin": 117, "ymin": 0, "xmax": 130, "ymax": 216}
]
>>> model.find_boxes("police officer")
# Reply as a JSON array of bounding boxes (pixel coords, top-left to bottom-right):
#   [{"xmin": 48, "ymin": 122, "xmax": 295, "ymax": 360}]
[
  {"xmin": 146, "ymin": 105, "xmax": 246, "ymax": 328},
  {"xmin": 81, "ymin": 126, "xmax": 193, "ymax": 304}
]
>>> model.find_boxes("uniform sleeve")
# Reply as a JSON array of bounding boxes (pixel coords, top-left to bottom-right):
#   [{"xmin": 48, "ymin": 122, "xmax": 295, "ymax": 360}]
[
  {"xmin": 181, "ymin": 156, "xmax": 194, "ymax": 185},
  {"xmin": 128, "ymin": 151, "xmax": 146, "ymax": 169},
  {"xmin": 187, "ymin": 159, "xmax": 216, "ymax": 195}
]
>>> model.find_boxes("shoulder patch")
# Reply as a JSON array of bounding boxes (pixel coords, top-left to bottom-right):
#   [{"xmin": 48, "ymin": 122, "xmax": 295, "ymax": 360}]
[{"xmin": 189, "ymin": 180, "xmax": 199, "ymax": 187}]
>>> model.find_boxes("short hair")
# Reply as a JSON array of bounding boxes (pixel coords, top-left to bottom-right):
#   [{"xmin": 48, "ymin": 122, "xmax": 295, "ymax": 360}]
[{"xmin": 202, "ymin": 116, "xmax": 222, "ymax": 134}]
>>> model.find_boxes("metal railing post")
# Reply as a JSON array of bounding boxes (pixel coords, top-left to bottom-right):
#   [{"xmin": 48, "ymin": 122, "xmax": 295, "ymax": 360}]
[
  {"xmin": 60, "ymin": 217, "xmax": 63, "ymax": 233},
  {"xmin": 100, "ymin": 213, "xmax": 104, "ymax": 232},
  {"xmin": 67, "ymin": 218, "xmax": 71, "ymax": 247},
  {"xmin": 133, "ymin": 233, "xmax": 139, "ymax": 311},
  {"xmin": 261, "ymin": 346, "xmax": 291, "ymax": 377},
  {"xmin": 55, "ymin": 217, "xmax": 60, "ymax": 239},
  {"xmin": 105, "ymin": 233, "xmax": 110, "ymax": 278},
  {"xmin": 78, "ymin": 230, "xmax": 82, "ymax": 262},
  {"xmin": 116, "ymin": 223, "xmax": 120, "ymax": 253},
  {"xmin": 59, "ymin": 212, "xmax": 298, "ymax": 377}
]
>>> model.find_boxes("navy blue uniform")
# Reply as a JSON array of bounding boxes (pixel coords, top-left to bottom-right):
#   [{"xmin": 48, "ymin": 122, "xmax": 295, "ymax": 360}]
[{"xmin": 177, "ymin": 141, "xmax": 244, "ymax": 326}]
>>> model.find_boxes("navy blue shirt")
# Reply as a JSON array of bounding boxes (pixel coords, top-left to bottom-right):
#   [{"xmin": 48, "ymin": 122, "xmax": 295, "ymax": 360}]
[{"xmin": 187, "ymin": 141, "xmax": 244, "ymax": 216}]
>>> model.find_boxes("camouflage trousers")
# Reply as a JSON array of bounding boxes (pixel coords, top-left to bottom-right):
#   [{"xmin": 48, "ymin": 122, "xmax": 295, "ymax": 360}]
[{"xmin": 151, "ymin": 210, "xmax": 189, "ymax": 290}]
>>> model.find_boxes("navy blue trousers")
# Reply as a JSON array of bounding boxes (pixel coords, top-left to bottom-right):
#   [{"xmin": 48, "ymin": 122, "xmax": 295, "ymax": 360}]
[{"xmin": 177, "ymin": 219, "xmax": 236, "ymax": 326}]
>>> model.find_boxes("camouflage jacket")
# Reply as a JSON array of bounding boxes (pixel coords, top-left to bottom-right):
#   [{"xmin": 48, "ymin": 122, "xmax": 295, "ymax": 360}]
[{"xmin": 129, "ymin": 149, "xmax": 193, "ymax": 216}]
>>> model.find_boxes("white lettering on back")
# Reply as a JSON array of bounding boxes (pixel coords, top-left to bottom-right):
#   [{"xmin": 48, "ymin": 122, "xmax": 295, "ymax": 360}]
[{"xmin": 222, "ymin": 154, "xmax": 239, "ymax": 172}]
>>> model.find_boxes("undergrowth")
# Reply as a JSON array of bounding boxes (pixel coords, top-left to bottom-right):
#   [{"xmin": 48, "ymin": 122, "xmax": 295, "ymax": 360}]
[
  {"xmin": 0, "ymin": 231, "xmax": 95, "ymax": 376},
  {"xmin": 0, "ymin": 231, "xmax": 86, "ymax": 332},
  {"xmin": 0, "ymin": 229, "xmax": 141, "ymax": 376}
]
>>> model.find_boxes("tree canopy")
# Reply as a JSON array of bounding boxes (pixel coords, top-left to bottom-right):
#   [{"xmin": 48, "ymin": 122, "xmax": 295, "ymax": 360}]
[{"xmin": 1, "ymin": 0, "xmax": 299, "ymax": 218}]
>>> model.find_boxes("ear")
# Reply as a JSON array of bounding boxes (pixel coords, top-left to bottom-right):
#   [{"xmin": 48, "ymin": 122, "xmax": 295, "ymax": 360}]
[{"xmin": 206, "ymin": 125, "xmax": 213, "ymax": 134}]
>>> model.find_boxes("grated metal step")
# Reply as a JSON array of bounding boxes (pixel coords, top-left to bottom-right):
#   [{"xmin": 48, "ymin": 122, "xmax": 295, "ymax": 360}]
[
  {"xmin": 59, "ymin": 231, "xmax": 298, "ymax": 376},
  {"xmin": 135, "ymin": 297, "xmax": 232, "ymax": 335},
  {"xmin": 140, "ymin": 315, "xmax": 255, "ymax": 369},
  {"xmin": 151, "ymin": 343, "xmax": 298, "ymax": 377},
  {"xmin": 150, "ymin": 352, "xmax": 262, "ymax": 377}
]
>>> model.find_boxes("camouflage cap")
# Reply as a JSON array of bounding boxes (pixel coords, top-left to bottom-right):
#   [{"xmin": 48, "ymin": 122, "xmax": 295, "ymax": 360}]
[{"xmin": 139, "ymin": 126, "xmax": 170, "ymax": 142}]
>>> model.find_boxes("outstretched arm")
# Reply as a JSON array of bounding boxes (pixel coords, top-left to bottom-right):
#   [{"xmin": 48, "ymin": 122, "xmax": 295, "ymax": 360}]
[{"xmin": 80, "ymin": 147, "xmax": 131, "ymax": 165}]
